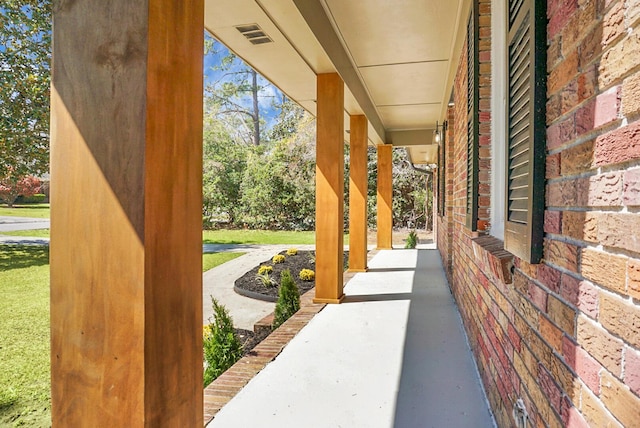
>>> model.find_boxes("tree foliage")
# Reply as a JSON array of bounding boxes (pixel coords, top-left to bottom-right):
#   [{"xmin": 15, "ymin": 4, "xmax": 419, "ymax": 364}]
[
  {"xmin": 0, "ymin": 1, "xmax": 51, "ymax": 184},
  {"xmin": 0, "ymin": 173, "xmax": 40, "ymax": 207}
]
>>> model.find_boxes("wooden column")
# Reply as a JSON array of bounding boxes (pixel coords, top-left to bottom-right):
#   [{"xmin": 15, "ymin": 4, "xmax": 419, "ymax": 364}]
[
  {"xmin": 50, "ymin": 1, "xmax": 203, "ymax": 425},
  {"xmin": 348, "ymin": 115, "xmax": 368, "ymax": 272},
  {"xmin": 377, "ymin": 144, "xmax": 393, "ymax": 249},
  {"xmin": 314, "ymin": 73, "xmax": 345, "ymax": 304}
]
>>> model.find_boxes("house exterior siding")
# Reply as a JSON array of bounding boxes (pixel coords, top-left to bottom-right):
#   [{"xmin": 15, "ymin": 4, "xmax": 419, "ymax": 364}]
[{"xmin": 437, "ymin": 0, "xmax": 640, "ymax": 426}]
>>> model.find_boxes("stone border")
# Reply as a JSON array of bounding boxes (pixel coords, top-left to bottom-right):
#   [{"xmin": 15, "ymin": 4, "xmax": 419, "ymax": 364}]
[{"xmin": 233, "ymin": 284, "xmax": 278, "ymax": 302}]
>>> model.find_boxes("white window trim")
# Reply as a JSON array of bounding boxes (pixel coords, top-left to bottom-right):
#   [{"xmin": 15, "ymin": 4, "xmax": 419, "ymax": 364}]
[{"xmin": 490, "ymin": 0, "xmax": 507, "ymax": 241}]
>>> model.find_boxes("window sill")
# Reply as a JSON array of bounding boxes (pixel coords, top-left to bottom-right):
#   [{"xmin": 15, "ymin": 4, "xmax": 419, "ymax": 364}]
[{"xmin": 471, "ymin": 235, "xmax": 514, "ymax": 285}]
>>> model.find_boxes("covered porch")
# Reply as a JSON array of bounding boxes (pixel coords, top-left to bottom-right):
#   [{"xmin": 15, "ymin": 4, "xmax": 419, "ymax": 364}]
[
  {"xmin": 206, "ymin": 247, "xmax": 494, "ymax": 427},
  {"xmin": 49, "ymin": 0, "xmax": 469, "ymax": 425}
]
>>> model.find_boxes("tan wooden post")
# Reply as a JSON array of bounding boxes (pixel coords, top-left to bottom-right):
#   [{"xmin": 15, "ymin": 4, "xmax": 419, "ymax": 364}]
[
  {"xmin": 348, "ymin": 115, "xmax": 369, "ymax": 272},
  {"xmin": 50, "ymin": 2, "xmax": 203, "ymax": 425},
  {"xmin": 377, "ymin": 144, "xmax": 393, "ymax": 249},
  {"xmin": 314, "ymin": 73, "xmax": 345, "ymax": 304}
]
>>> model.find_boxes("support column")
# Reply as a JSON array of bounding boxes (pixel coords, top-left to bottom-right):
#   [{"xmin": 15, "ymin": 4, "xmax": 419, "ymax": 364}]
[
  {"xmin": 377, "ymin": 144, "xmax": 393, "ymax": 249},
  {"xmin": 348, "ymin": 115, "xmax": 368, "ymax": 272},
  {"xmin": 314, "ymin": 73, "xmax": 345, "ymax": 304},
  {"xmin": 50, "ymin": 2, "xmax": 203, "ymax": 426}
]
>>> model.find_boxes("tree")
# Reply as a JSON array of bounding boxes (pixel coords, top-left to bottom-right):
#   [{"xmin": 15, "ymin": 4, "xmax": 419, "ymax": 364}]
[
  {"xmin": 0, "ymin": 172, "xmax": 40, "ymax": 207},
  {"xmin": 204, "ymin": 36, "xmax": 273, "ymax": 146},
  {"xmin": 0, "ymin": 1, "xmax": 51, "ymax": 186},
  {"xmin": 202, "ymin": 101, "xmax": 247, "ymax": 226},
  {"xmin": 239, "ymin": 112, "xmax": 316, "ymax": 230}
]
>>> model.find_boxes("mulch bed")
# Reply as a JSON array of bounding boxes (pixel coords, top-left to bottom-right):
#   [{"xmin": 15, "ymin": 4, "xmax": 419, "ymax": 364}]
[
  {"xmin": 234, "ymin": 328, "xmax": 272, "ymax": 356},
  {"xmin": 234, "ymin": 250, "xmax": 348, "ymax": 302}
]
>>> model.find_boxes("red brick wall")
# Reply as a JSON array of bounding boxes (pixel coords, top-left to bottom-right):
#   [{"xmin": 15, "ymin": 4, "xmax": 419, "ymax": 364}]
[{"xmin": 438, "ymin": 0, "xmax": 640, "ymax": 425}]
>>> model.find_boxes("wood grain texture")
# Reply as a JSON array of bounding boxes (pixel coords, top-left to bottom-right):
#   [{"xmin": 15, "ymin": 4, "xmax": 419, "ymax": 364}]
[
  {"xmin": 51, "ymin": 1, "xmax": 203, "ymax": 425},
  {"xmin": 348, "ymin": 115, "xmax": 368, "ymax": 272},
  {"xmin": 314, "ymin": 73, "xmax": 345, "ymax": 304},
  {"xmin": 377, "ymin": 144, "xmax": 393, "ymax": 249}
]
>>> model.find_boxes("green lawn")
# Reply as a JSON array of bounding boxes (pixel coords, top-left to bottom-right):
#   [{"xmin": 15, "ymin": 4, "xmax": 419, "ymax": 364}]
[
  {"xmin": 0, "ymin": 229, "xmax": 50, "ymax": 238},
  {"xmin": 203, "ymin": 252, "xmax": 244, "ymax": 272},
  {"xmin": 0, "ymin": 244, "xmax": 51, "ymax": 427},
  {"xmin": 0, "ymin": 204, "xmax": 50, "ymax": 219},
  {"xmin": 203, "ymin": 229, "xmax": 349, "ymax": 245}
]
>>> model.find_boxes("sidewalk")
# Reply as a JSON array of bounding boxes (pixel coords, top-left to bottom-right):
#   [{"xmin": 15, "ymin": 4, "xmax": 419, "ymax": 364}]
[
  {"xmin": 0, "ymin": 216, "xmax": 50, "ymax": 232},
  {"xmin": 208, "ymin": 248, "xmax": 495, "ymax": 428}
]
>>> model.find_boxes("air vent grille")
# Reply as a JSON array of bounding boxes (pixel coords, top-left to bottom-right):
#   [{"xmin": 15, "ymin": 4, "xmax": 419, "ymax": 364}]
[{"xmin": 235, "ymin": 23, "xmax": 273, "ymax": 45}]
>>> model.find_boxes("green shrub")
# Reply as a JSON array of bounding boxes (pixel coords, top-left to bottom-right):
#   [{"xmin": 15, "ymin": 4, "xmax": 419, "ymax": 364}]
[
  {"xmin": 258, "ymin": 265, "xmax": 273, "ymax": 275},
  {"xmin": 299, "ymin": 268, "xmax": 315, "ymax": 281},
  {"xmin": 255, "ymin": 271, "xmax": 277, "ymax": 287},
  {"xmin": 273, "ymin": 269, "xmax": 300, "ymax": 329},
  {"xmin": 286, "ymin": 248, "xmax": 298, "ymax": 256},
  {"xmin": 16, "ymin": 193, "xmax": 46, "ymax": 204},
  {"xmin": 272, "ymin": 254, "xmax": 286, "ymax": 264},
  {"xmin": 405, "ymin": 230, "xmax": 418, "ymax": 249},
  {"xmin": 203, "ymin": 298, "xmax": 243, "ymax": 386}
]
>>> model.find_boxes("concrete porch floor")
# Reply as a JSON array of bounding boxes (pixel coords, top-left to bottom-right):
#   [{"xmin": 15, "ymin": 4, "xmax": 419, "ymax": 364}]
[{"xmin": 208, "ymin": 247, "xmax": 496, "ymax": 427}]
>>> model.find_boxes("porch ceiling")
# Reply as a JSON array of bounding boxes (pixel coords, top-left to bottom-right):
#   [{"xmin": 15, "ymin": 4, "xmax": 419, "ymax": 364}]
[{"xmin": 204, "ymin": 0, "xmax": 469, "ymax": 165}]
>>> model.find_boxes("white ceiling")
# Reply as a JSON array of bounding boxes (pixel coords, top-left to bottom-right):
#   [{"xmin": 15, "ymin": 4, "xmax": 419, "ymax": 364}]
[{"xmin": 204, "ymin": 0, "xmax": 470, "ymax": 164}]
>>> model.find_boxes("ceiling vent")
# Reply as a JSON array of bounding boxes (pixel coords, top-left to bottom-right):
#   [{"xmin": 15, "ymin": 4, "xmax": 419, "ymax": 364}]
[{"xmin": 235, "ymin": 24, "xmax": 273, "ymax": 45}]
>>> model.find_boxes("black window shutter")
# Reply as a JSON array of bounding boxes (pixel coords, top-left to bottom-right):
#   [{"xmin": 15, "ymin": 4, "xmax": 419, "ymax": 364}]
[
  {"xmin": 505, "ymin": 0, "xmax": 546, "ymax": 263},
  {"xmin": 438, "ymin": 121, "xmax": 447, "ymax": 217},
  {"xmin": 466, "ymin": 4, "xmax": 479, "ymax": 231}
]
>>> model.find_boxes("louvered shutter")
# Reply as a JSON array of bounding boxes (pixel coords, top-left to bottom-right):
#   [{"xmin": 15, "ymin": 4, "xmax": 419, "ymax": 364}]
[
  {"xmin": 438, "ymin": 121, "xmax": 447, "ymax": 217},
  {"xmin": 466, "ymin": 5, "xmax": 479, "ymax": 230},
  {"xmin": 504, "ymin": 0, "xmax": 546, "ymax": 263}
]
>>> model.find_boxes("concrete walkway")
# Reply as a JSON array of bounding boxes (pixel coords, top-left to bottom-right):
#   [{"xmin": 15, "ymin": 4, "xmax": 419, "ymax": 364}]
[{"xmin": 209, "ymin": 248, "xmax": 495, "ymax": 428}]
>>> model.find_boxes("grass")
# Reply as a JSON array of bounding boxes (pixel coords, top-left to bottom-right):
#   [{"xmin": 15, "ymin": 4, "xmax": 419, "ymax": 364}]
[
  {"xmin": 0, "ymin": 229, "xmax": 50, "ymax": 238},
  {"xmin": 0, "ymin": 244, "xmax": 51, "ymax": 427},
  {"xmin": 202, "ymin": 252, "xmax": 245, "ymax": 272},
  {"xmin": 0, "ymin": 204, "xmax": 50, "ymax": 219},
  {"xmin": 203, "ymin": 229, "xmax": 349, "ymax": 245}
]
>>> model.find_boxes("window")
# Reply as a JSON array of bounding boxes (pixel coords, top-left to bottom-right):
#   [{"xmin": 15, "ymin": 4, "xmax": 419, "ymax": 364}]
[
  {"xmin": 466, "ymin": 4, "xmax": 479, "ymax": 231},
  {"xmin": 504, "ymin": 0, "xmax": 546, "ymax": 263}
]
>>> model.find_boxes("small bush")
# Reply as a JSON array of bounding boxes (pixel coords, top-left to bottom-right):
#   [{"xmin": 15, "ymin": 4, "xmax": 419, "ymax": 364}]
[
  {"xmin": 405, "ymin": 230, "xmax": 418, "ymax": 249},
  {"xmin": 273, "ymin": 269, "xmax": 300, "ymax": 329},
  {"xmin": 286, "ymin": 248, "xmax": 298, "ymax": 256},
  {"xmin": 203, "ymin": 298, "xmax": 243, "ymax": 386},
  {"xmin": 258, "ymin": 265, "xmax": 273, "ymax": 275},
  {"xmin": 256, "ymin": 272, "xmax": 277, "ymax": 287},
  {"xmin": 299, "ymin": 269, "xmax": 315, "ymax": 281},
  {"xmin": 272, "ymin": 254, "xmax": 286, "ymax": 264},
  {"xmin": 308, "ymin": 252, "xmax": 316, "ymax": 264},
  {"xmin": 19, "ymin": 193, "xmax": 46, "ymax": 204}
]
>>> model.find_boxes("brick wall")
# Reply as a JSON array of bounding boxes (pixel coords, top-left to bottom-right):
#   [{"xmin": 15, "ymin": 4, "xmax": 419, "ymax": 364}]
[{"xmin": 438, "ymin": 0, "xmax": 640, "ymax": 426}]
